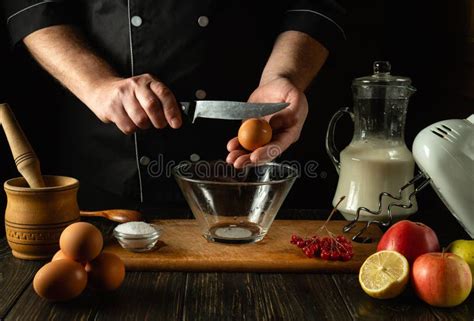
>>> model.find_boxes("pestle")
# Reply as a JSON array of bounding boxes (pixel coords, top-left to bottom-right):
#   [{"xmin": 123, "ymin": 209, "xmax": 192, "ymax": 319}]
[{"xmin": 0, "ymin": 103, "xmax": 45, "ymax": 187}]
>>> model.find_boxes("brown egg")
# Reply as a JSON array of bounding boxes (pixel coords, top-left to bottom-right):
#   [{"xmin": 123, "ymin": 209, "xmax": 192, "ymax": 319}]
[
  {"xmin": 33, "ymin": 259, "xmax": 87, "ymax": 301},
  {"xmin": 52, "ymin": 250, "xmax": 70, "ymax": 261},
  {"xmin": 60, "ymin": 222, "xmax": 103, "ymax": 262},
  {"xmin": 52, "ymin": 250, "xmax": 87, "ymax": 266},
  {"xmin": 238, "ymin": 118, "xmax": 272, "ymax": 151},
  {"xmin": 85, "ymin": 252, "xmax": 125, "ymax": 291}
]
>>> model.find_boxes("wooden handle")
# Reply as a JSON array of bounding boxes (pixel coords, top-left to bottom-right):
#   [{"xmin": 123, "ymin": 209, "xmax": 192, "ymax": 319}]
[
  {"xmin": 80, "ymin": 209, "xmax": 142, "ymax": 223},
  {"xmin": 0, "ymin": 103, "xmax": 45, "ymax": 188}
]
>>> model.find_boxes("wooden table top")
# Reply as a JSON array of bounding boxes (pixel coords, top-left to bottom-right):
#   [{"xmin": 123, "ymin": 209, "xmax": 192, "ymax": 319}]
[{"xmin": 1, "ymin": 208, "xmax": 473, "ymax": 321}]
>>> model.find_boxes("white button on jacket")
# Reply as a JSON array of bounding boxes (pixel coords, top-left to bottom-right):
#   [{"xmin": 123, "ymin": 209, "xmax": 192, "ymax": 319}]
[
  {"xmin": 131, "ymin": 15, "xmax": 142, "ymax": 27},
  {"xmin": 139, "ymin": 156, "xmax": 150, "ymax": 166},
  {"xmin": 190, "ymin": 154, "xmax": 200, "ymax": 162},
  {"xmin": 197, "ymin": 16, "xmax": 209, "ymax": 27},
  {"xmin": 195, "ymin": 89, "xmax": 207, "ymax": 99}
]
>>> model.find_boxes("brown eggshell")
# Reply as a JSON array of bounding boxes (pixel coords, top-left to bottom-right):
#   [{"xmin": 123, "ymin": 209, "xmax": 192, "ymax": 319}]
[
  {"xmin": 60, "ymin": 222, "xmax": 103, "ymax": 262},
  {"xmin": 52, "ymin": 250, "xmax": 87, "ymax": 266},
  {"xmin": 85, "ymin": 252, "xmax": 125, "ymax": 291},
  {"xmin": 52, "ymin": 250, "xmax": 69, "ymax": 261},
  {"xmin": 33, "ymin": 259, "xmax": 87, "ymax": 301},
  {"xmin": 238, "ymin": 118, "xmax": 272, "ymax": 151}
]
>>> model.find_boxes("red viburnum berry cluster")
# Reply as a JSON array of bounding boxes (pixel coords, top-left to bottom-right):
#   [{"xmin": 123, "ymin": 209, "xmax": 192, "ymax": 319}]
[
  {"xmin": 290, "ymin": 234, "xmax": 353, "ymax": 261},
  {"xmin": 290, "ymin": 196, "xmax": 354, "ymax": 261}
]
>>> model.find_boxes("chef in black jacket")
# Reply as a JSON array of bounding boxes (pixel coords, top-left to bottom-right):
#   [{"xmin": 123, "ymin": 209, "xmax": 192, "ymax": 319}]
[{"xmin": 2, "ymin": 1, "xmax": 345, "ymax": 210}]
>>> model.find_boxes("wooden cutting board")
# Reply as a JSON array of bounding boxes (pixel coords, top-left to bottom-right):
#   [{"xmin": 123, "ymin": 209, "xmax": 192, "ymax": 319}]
[{"xmin": 104, "ymin": 219, "xmax": 383, "ymax": 273}]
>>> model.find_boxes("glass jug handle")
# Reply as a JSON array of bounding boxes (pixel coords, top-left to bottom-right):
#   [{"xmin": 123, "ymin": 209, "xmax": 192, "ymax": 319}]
[{"xmin": 325, "ymin": 107, "xmax": 354, "ymax": 174}]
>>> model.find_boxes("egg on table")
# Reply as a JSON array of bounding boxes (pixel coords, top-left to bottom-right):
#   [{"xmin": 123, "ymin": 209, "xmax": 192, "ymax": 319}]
[
  {"xmin": 85, "ymin": 252, "xmax": 125, "ymax": 291},
  {"xmin": 33, "ymin": 259, "xmax": 87, "ymax": 301},
  {"xmin": 52, "ymin": 249, "xmax": 87, "ymax": 266},
  {"xmin": 33, "ymin": 221, "xmax": 127, "ymax": 301},
  {"xmin": 51, "ymin": 249, "xmax": 69, "ymax": 262},
  {"xmin": 60, "ymin": 222, "xmax": 103, "ymax": 262}
]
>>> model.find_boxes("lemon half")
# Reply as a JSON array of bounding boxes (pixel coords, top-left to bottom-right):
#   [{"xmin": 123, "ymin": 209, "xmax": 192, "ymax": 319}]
[{"xmin": 359, "ymin": 250, "xmax": 409, "ymax": 299}]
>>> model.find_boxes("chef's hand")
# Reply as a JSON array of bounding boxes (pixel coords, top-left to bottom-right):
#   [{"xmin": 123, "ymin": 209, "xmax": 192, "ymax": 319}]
[
  {"xmin": 88, "ymin": 74, "xmax": 182, "ymax": 134},
  {"xmin": 226, "ymin": 77, "xmax": 308, "ymax": 168}
]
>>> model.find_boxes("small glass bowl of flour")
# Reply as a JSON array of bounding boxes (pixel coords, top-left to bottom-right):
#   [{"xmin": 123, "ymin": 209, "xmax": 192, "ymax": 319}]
[{"xmin": 113, "ymin": 221, "xmax": 161, "ymax": 252}]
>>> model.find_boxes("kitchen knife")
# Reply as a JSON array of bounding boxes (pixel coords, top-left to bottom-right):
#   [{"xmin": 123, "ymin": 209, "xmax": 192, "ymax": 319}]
[{"xmin": 181, "ymin": 101, "xmax": 289, "ymax": 123}]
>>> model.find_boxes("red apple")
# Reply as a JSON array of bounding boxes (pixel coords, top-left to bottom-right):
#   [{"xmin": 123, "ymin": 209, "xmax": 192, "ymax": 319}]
[
  {"xmin": 412, "ymin": 252, "xmax": 472, "ymax": 307},
  {"xmin": 377, "ymin": 220, "xmax": 440, "ymax": 264}
]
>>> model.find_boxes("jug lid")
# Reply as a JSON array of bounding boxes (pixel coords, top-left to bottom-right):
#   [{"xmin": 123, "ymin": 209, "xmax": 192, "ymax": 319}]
[
  {"xmin": 353, "ymin": 61, "xmax": 413, "ymax": 87},
  {"xmin": 352, "ymin": 61, "xmax": 415, "ymax": 98}
]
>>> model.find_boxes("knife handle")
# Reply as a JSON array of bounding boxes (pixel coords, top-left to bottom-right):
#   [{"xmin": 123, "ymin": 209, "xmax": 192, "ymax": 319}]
[{"xmin": 180, "ymin": 101, "xmax": 196, "ymax": 123}]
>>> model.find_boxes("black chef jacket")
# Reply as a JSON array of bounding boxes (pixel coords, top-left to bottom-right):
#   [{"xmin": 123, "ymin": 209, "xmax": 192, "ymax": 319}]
[{"xmin": 2, "ymin": 0, "xmax": 345, "ymax": 210}]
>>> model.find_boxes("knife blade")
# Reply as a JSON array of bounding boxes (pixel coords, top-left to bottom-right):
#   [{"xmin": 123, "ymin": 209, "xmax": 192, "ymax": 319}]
[{"xmin": 181, "ymin": 101, "xmax": 289, "ymax": 123}]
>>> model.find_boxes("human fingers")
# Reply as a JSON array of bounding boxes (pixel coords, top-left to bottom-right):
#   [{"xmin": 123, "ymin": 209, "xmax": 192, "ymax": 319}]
[
  {"xmin": 233, "ymin": 154, "xmax": 252, "ymax": 169},
  {"xmin": 249, "ymin": 131, "xmax": 294, "ymax": 163},
  {"xmin": 135, "ymin": 85, "xmax": 167, "ymax": 128},
  {"xmin": 110, "ymin": 105, "xmax": 138, "ymax": 135},
  {"xmin": 121, "ymin": 89, "xmax": 152, "ymax": 129},
  {"xmin": 226, "ymin": 149, "xmax": 248, "ymax": 164},
  {"xmin": 226, "ymin": 137, "xmax": 241, "ymax": 152},
  {"xmin": 149, "ymin": 80, "xmax": 182, "ymax": 129}
]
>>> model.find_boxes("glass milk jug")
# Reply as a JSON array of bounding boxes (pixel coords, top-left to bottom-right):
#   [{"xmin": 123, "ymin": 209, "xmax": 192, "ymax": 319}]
[{"xmin": 326, "ymin": 61, "xmax": 417, "ymax": 221}]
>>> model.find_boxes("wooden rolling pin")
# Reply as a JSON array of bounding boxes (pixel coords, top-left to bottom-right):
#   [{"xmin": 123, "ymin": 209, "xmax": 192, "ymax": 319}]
[{"xmin": 0, "ymin": 103, "xmax": 45, "ymax": 187}]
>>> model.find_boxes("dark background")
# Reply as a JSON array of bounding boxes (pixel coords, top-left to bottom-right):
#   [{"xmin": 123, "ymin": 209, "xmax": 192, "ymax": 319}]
[{"xmin": 0, "ymin": 1, "xmax": 471, "ymax": 223}]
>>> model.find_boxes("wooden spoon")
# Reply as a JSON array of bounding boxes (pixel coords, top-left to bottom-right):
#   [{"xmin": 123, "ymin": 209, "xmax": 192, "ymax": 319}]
[{"xmin": 80, "ymin": 209, "xmax": 142, "ymax": 223}]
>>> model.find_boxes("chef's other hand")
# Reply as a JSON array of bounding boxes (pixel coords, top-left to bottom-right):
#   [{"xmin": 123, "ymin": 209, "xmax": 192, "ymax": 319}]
[
  {"xmin": 89, "ymin": 74, "xmax": 182, "ymax": 134},
  {"xmin": 226, "ymin": 77, "xmax": 308, "ymax": 168}
]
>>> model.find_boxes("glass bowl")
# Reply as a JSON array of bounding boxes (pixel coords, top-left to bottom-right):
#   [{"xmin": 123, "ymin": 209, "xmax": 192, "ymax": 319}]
[
  {"xmin": 113, "ymin": 224, "xmax": 161, "ymax": 252},
  {"xmin": 173, "ymin": 161, "xmax": 298, "ymax": 244}
]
